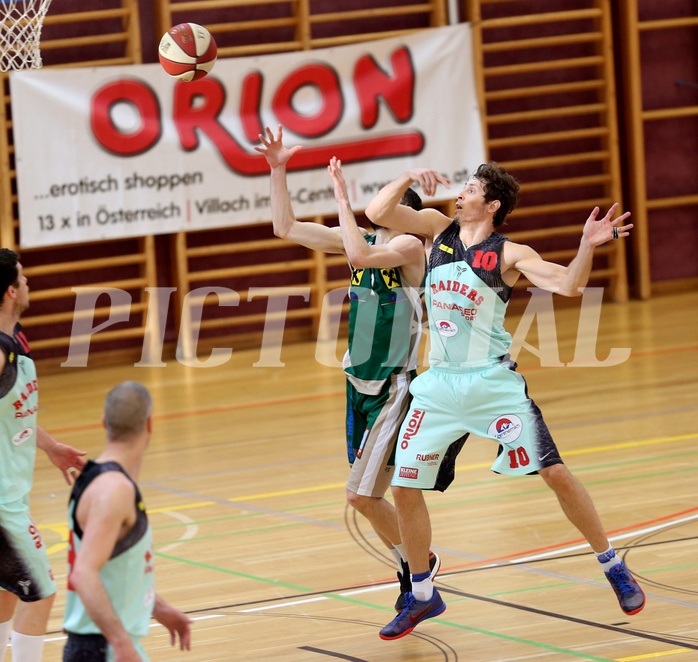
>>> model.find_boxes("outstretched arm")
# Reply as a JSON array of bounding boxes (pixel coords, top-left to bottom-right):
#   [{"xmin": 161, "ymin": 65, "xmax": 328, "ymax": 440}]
[
  {"xmin": 506, "ymin": 203, "xmax": 633, "ymax": 296},
  {"xmin": 364, "ymin": 169, "xmax": 451, "ymax": 240},
  {"xmin": 255, "ymin": 125, "xmax": 344, "ymax": 253},
  {"xmin": 36, "ymin": 426, "xmax": 86, "ymax": 485},
  {"xmin": 328, "ymin": 158, "xmax": 424, "ymax": 273},
  {"xmin": 153, "ymin": 595, "xmax": 191, "ymax": 652}
]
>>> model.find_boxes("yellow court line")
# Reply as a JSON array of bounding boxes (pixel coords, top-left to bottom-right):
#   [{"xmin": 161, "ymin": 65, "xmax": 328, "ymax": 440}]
[
  {"xmin": 564, "ymin": 432, "xmax": 698, "ymax": 457},
  {"xmin": 617, "ymin": 649, "xmax": 691, "ymax": 661},
  {"xmin": 40, "ymin": 432, "xmax": 697, "ymax": 530}
]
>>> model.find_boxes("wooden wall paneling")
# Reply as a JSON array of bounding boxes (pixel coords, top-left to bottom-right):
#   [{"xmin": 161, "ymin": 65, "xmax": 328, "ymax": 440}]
[
  {"xmin": 3, "ymin": 1, "xmax": 156, "ymax": 361},
  {"xmin": 618, "ymin": 1, "xmax": 698, "ymax": 298},
  {"xmin": 0, "ymin": 76, "xmax": 15, "ymax": 249},
  {"xmin": 40, "ymin": 2, "xmax": 144, "ymax": 68},
  {"xmin": 466, "ymin": 0, "xmax": 629, "ymax": 301},
  {"xmin": 170, "ymin": 224, "xmax": 334, "ymax": 361},
  {"xmin": 595, "ymin": 0, "xmax": 628, "ymax": 302},
  {"xmin": 21, "ymin": 235, "xmax": 159, "ymax": 356},
  {"xmin": 155, "ymin": 0, "xmax": 308, "ymax": 56},
  {"xmin": 154, "ymin": 0, "xmax": 448, "ymax": 55}
]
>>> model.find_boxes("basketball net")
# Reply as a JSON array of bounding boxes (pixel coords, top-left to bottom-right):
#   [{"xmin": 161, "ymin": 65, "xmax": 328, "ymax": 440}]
[{"xmin": 0, "ymin": 0, "xmax": 52, "ymax": 71}]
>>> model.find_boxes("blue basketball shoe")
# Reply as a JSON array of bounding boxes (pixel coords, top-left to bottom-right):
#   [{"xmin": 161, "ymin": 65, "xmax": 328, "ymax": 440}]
[
  {"xmin": 605, "ymin": 561, "xmax": 646, "ymax": 615},
  {"xmin": 380, "ymin": 588, "xmax": 446, "ymax": 640}
]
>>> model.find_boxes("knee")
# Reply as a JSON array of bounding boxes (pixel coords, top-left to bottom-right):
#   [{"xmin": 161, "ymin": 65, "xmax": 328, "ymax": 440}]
[
  {"xmin": 540, "ymin": 463, "xmax": 572, "ymax": 490},
  {"xmin": 391, "ymin": 485, "xmax": 413, "ymax": 507},
  {"xmin": 346, "ymin": 490, "xmax": 373, "ymax": 516}
]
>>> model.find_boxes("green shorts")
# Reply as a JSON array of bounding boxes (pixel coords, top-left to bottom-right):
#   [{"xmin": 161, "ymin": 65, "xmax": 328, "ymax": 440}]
[
  {"xmin": 345, "ymin": 371, "xmax": 415, "ymax": 497},
  {"xmin": 392, "ymin": 362, "xmax": 562, "ymax": 490},
  {"xmin": 0, "ymin": 496, "xmax": 56, "ymax": 601}
]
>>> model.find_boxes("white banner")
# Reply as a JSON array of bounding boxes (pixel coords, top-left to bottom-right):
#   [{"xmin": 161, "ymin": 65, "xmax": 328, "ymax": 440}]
[{"xmin": 10, "ymin": 23, "xmax": 486, "ymax": 248}]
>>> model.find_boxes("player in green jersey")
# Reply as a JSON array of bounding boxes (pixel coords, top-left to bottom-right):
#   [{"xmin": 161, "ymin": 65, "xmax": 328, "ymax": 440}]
[{"xmin": 257, "ymin": 127, "xmax": 440, "ymax": 610}]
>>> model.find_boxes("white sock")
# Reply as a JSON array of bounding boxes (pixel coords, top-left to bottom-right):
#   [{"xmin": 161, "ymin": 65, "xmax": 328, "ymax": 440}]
[
  {"xmin": 388, "ymin": 547, "xmax": 403, "ymax": 571},
  {"xmin": 0, "ymin": 620, "xmax": 11, "ymax": 662},
  {"xmin": 11, "ymin": 631, "xmax": 45, "ymax": 662},
  {"xmin": 596, "ymin": 545, "xmax": 621, "ymax": 572},
  {"xmin": 411, "ymin": 577, "xmax": 434, "ymax": 602}
]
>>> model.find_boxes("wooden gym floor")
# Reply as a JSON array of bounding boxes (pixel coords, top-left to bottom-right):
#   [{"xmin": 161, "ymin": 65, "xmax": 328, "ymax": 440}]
[{"xmin": 23, "ymin": 289, "xmax": 698, "ymax": 661}]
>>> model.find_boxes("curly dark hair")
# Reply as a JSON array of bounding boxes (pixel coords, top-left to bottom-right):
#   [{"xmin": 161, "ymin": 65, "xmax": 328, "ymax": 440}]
[
  {"xmin": 0, "ymin": 248, "xmax": 19, "ymax": 299},
  {"xmin": 473, "ymin": 162, "xmax": 520, "ymax": 227}
]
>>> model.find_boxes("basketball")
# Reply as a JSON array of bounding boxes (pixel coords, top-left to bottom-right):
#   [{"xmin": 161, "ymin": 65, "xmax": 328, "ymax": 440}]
[{"xmin": 158, "ymin": 23, "xmax": 217, "ymax": 82}]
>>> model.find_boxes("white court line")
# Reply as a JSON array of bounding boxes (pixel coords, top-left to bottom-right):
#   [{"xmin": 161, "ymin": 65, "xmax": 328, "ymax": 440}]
[
  {"xmin": 47, "ymin": 512, "xmax": 698, "ymax": 632},
  {"xmin": 157, "ymin": 510, "xmax": 199, "ymax": 554},
  {"xmin": 515, "ymin": 512, "xmax": 698, "ymax": 564},
  {"xmin": 44, "ymin": 615, "xmax": 224, "ymax": 643},
  {"xmin": 240, "ymin": 582, "xmax": 400, "ymax": 613},
  {"xmin": 240, "ymin": 596, "xmax": 330, "ymax": 613}
]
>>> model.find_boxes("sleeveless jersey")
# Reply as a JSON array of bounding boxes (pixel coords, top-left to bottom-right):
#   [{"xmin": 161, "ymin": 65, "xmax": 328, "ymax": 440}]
[
  {"xmin": 63, "ymin": 460, "xmax": 155, "ymax": 639},
  {"xmin": 0, "ymin": 323, "xmax": 38, "ymax": 505},
  {"xmin": 426, "ymin": 225, "xmax": 512, "ymax": 368},
  {"xmin": 343, "ymin": 234, "xmax": 423, "ymax": 395}
]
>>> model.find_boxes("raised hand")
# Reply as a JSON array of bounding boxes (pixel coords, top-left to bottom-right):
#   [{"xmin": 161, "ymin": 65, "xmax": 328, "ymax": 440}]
[
  {"xmin": 328, "ymin": 156, "xmax": 350, "ymax": 204},
  {"xmin": 405, "ymin": 168, "xmax": 451, "ymax": 197},
  {"xmin": 254, "ymin": 124, "xmax": 302, "ymax": 169},
  {"xmin": 583, "ymin": 203, "xmax": 633, "ymax": 247}
]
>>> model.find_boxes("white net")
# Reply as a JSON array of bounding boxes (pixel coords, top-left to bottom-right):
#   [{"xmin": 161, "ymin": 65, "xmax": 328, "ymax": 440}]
[{"xmin": 0, "ymin": 0, "xmax": 52, "ymax": 71}]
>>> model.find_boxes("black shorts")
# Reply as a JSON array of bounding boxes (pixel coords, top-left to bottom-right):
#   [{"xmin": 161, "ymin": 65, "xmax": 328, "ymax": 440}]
[{"xmin": 63, "ymin": 633, "xmax": 108, "ymax": 662}]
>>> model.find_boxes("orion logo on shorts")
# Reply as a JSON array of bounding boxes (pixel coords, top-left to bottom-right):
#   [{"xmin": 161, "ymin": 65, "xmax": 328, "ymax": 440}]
[
  {"xmin": 400, "ymin": 409, "xmax": 425, "ymax": 449},
  {"xmin": 399, "ymin": 467, "xmax": 419, "ymax": 479},
  {"xmin": 488, "ymin": 415, "xmax": 523, "ymax": 444},
  {"xmin": 436, "ymin": 319, "xmax": 458, "ymax": 337},
  {"xmin": 12, "ymin": 427, "xmax": 33, "ymax": 446}
]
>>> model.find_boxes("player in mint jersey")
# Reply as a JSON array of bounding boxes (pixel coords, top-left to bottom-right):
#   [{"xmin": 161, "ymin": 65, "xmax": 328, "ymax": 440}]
[
  {"xmin": 0, "ymin": 249, "xmax": 87, "ymax": 662},
  {"xmin": 365, "ymin": 163, "xmax": 645, "ymax": 640},
  {"xmin": 63, "ymin": 381, "xmax": 190, "ymax": 661},
  {"xmin": 257, "ymin": 127, "xmax": 440, "ymax": 611}
]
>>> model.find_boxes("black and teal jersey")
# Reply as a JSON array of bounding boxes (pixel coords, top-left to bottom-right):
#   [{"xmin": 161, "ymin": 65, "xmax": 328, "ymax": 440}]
[{"xmin": 426, "ymin": 225, "xmax": 512, "ymax": 368}]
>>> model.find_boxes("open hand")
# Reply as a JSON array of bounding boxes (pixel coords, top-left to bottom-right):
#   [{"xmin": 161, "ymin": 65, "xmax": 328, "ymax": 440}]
[
  {"xmin": 254, "ymin": 125, "xmax": 302, "ymax": 169},
  {"xmin": 583, "ymin": 203, "xmax": 633, "ymax": 247}
]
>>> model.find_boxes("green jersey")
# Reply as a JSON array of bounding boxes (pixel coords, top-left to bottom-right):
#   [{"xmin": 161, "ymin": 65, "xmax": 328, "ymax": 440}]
[
  {"xmin": 343, "ymin": 234, "xmax": 423, "ymax": 395},
  {"xmin": 0, "ymin": 324, "xmax": 38, "ymax": 505},
  {"xmin": 64, "ymin": 461, "xmax": 155, "ymax": 642}
]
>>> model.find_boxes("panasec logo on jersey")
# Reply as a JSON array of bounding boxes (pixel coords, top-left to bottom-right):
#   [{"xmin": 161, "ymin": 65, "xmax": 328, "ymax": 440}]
[
  {"xmin": 488, "ymin": 415, "xmax": 523, "ymax": 444},
  {"xmin": 435, "ymin": 319, "xmax": 458, "ymax": 337},
  {"xmin": 12, "ymin": 427, "xmax": 34, "ymax": 446}
]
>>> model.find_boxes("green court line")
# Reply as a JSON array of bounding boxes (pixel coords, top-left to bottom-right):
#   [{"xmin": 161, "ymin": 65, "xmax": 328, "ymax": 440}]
[
  {"xmin": 153, "ymin": 551, "xmax": 615, "ymax": 661},
  {"xmin": 150, "ymin": 499, "xmax": 348, "ymax": 532},
  {"xmin": 153, "ymin": 519, "xmax": 341, "ymax": 547},
  {"xmin": 427, "ymin": 618, "xmax": 615, "ymax": 661},
  {"xmin": 154, "ymin": 551, "xmax": 313, "ymax": 592}
]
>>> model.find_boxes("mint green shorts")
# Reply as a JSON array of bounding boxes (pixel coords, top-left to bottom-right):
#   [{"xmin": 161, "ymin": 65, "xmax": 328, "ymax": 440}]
[
  {"xmin": 0, "ymin": 496, "xmax": 57, "ymax": 601},
  {"xmin": 392, "ymin": 362, "xmax": 562, "ymax": 489}
]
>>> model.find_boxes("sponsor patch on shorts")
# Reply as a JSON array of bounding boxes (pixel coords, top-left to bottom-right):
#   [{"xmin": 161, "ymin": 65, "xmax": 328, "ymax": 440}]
[
  {"xmin": 398, "ymin": 467, "xmax": 419, "ymax": 479},
  {"xmin": 488, "ymin": 414, "xmax": 523, "ymax": 444}
]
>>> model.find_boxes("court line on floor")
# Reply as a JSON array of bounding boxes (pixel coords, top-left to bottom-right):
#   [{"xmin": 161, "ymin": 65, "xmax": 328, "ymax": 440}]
[
  {"xmin": 453, "ymin": 508, "xmax": 698, "ymax": 569},
  {"xmin": 39, "ymin": 433, "xmax": 698, "ymax": 545}
]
